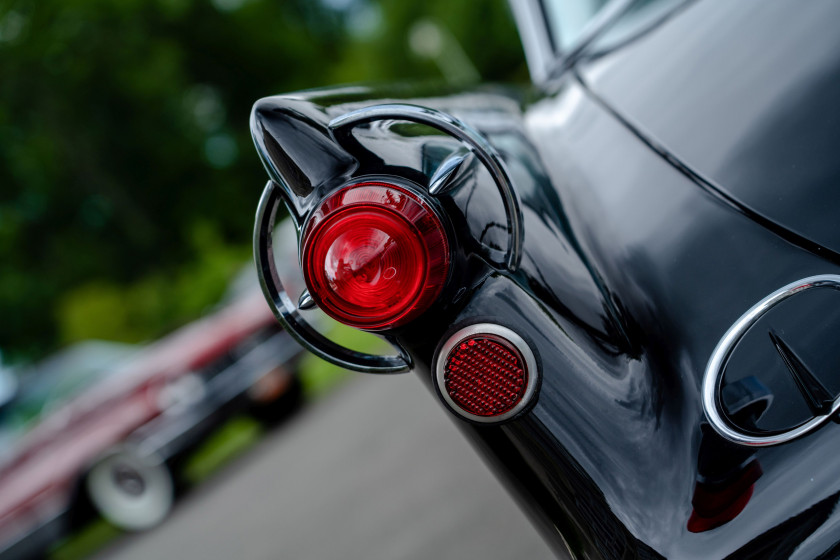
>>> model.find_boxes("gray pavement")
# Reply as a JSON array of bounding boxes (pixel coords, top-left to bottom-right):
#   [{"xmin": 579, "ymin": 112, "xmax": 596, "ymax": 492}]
[{"xmin": 98, "ymin": 373, "xmax": 557, "ymax": 560}]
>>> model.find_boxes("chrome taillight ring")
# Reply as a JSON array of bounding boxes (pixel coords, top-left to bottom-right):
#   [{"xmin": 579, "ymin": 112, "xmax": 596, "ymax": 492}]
[
  {"xmin": 329, "ymin": 103, "xmax": 523, "ymax": 272},
  {"xmin": 254, "ymin": 180, "xmax": 413, "ymax": 374}
]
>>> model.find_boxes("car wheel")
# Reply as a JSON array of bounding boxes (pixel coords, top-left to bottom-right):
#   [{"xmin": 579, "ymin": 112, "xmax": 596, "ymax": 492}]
[{"xmin": 85, "ymin": 448, "xmax": 174, "ymax": 531}]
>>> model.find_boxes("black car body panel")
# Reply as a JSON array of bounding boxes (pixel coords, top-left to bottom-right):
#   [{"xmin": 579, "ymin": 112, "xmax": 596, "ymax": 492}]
[
  {"xmin": 454, "ymin": 78, "xmax": 840, "ymax": 559},
  {"xmin": 579, "ymin": 0, "xmax": 840, "ymax": 260},
  {"xmin": 250, "ymin": 2, "xmax": 840, "ymax": 557}
]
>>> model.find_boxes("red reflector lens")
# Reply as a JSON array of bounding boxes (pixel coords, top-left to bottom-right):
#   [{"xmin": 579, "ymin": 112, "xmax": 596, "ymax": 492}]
[
  {"xmin": 302, "ymin": 182, "xmax": 449, "ymax": 330},
  {"xmin": 687, "ymin": 459, "xmax": 762, "ymax": 533},
  {"xmin": 444, "ymin": 337, "xmax": 527, "ymax": 417}
]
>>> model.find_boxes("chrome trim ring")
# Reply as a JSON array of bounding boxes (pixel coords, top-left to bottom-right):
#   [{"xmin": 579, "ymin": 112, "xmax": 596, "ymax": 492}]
[
  {"xmin": 702, "ymin": 274, "xmax": 840, "ymax": 447},
  {"xmin": 435, "ymin": 324, "xmax": 539, "ymax": 423},
  {"xmin": 328, "ymin": 103, "xmax": 523, "ymax": 272},
  {"xmin": 253, "ymin": 180, "xmax": 413, "ymax": 374}
]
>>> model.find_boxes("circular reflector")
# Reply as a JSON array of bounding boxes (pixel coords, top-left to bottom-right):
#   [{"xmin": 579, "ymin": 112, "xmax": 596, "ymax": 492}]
[
  {"xmin": 435, "ymin": 324, "xmax": 539, "ymax": 423},
  {"xmin": 302, "ymin": 181, "xmax": 449, "ymax": 330}
]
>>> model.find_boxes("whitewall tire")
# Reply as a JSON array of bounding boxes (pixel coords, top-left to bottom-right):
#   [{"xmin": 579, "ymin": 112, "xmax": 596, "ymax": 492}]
[{"xmin": 85, "ymin": 448, "xmax": 174, "ymax": 531}]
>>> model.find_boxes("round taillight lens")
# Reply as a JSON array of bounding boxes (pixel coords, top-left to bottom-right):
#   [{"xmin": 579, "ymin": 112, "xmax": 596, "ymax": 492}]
[{"xmin": 302, "ymin": 181, "xmax": 449, "ymax": 330}]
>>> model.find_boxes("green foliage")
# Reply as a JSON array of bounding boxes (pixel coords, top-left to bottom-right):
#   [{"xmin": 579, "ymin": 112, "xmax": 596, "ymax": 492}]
[
  {"xmin": 56, "ymin": 221, "xmax": 249, "ymax": 344},
  {"xmin": 49, "ymin": 518, "xmax": 122, "ymax": 560},
  {"xmin": 0, "ymin": 0, "xmax": 525, "ymax": 363},
  {"xmin": 180, "ymin": 414, "xmax": 263, "ymax": 486},
  {"xmin": 297, "ymin": 321, "xmax": 390, "ymax": 398}
]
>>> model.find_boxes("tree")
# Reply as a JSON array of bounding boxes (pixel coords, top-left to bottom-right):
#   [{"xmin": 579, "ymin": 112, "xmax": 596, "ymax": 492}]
[{"xmin": 0, "ymin": 0, "xmax": 523, "ymax": 362}]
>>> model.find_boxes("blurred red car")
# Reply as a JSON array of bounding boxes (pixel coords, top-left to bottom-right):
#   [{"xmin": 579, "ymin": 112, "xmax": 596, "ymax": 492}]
[{"xmin": 0, "ymin": 287, "xmax": 303, "ymax": 559}]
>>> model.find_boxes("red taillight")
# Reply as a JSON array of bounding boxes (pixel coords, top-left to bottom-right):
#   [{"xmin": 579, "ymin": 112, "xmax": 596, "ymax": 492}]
[
  {"xmin": 444, "ymin": 336, "xmax": 527, "ymax": 417},
  {"xmin": 302, "ymin": 181, "xmax": 449, "ymax": 330},
  {"xmin": 687, "ymin": 459, "xmax": 762, "ymax": 533}
]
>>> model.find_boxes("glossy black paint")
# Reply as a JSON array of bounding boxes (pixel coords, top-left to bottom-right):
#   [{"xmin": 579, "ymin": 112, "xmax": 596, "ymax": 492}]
[
  {"xmin": 471, "ymin": 79, "xmax": 840, "ymax": 558},
  {"xmin": 580, "ymin": 0, "xmax": 840, "ymax": 260},
  {"xmin": 250, "ymin": 2, "xmax": 840, "ymax": 557}
]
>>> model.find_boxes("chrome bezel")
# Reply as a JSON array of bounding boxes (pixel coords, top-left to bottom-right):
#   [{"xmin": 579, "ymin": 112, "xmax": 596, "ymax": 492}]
[
  {"xmin": 435, "ymin": 323, "xmax": 539, "ymax": 423},
  {"xmin": 703, "ymin": 274, "xmax": 840, "ymax": 447}
]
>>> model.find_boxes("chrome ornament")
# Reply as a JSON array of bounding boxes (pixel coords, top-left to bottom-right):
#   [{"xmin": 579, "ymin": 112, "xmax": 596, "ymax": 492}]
[{"xmin": 703, "ymin": 274, "xmax": 840, "ymax": 447}]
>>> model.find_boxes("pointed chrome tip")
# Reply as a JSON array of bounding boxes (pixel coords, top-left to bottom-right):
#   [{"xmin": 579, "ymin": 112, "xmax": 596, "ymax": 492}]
[{"xmin": 298, "ymin": 290, "xmax": 317, "ymax": 310}]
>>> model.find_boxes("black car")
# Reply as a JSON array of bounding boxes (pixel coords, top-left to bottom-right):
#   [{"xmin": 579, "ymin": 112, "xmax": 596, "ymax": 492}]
[{"xmin": 249, "ymin": 1, "xmax": 840, "ymax": 558}]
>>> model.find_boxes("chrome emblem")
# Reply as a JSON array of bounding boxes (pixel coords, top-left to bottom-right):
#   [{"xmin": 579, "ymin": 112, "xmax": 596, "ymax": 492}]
[{"xmin": 703, "ymin": 274, "xmax": 840, "ymax": 447}]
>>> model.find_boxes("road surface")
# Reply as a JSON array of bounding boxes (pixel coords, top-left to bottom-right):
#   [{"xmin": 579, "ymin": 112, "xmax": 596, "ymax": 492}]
[{"xmin": 99, "ymin": 373, "xmax": 557, "ymax": 560}]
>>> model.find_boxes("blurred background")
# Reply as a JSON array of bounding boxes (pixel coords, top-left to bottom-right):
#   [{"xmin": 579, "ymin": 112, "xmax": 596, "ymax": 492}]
[
  {"xmin": 0, "ymin": 1, "xmax": 548, "ymax": 559},
  {"xmin": 0, "ymin": 0, "xmax": 525, "ymax": 365}
]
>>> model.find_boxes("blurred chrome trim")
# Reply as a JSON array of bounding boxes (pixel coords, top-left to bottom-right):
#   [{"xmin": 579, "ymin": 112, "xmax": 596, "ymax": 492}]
[
  {"xmin": 703, "ymin": 274, "xmax": 840, "ymax": 446},
  {"xmin": 511, "ymin": 0, "xmax": 648, "ymax": 84},
  {"xmin": 508, "ymin": 0, "xmax": 556, "ymax": 85},
  {"xmin": 546, "ymin": 0, "xmax": 635, "ymax": 78}
]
